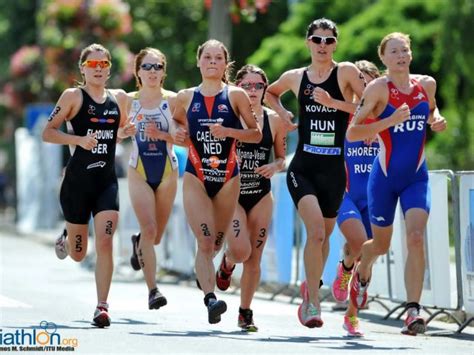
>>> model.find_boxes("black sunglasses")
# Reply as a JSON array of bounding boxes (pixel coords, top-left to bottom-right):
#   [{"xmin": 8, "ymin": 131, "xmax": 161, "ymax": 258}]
[
  {"xmin": 140, "ymin": 63, "xmax": 164, "ymax": 71},
  {"xmin": 308, "ymin": 35, "xmax": 337, "ymax": 45}
]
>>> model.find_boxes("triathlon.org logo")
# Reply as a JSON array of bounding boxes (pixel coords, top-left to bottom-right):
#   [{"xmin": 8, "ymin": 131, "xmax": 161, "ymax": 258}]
[{"xmin": 0, "ymin": 321, "xmax": 78, "ymax": 352}]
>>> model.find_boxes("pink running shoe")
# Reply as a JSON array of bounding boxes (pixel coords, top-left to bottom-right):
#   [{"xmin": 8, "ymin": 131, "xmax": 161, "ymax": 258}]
[
  {"xmin": 349, "ymin": 270, "xmax": 369, "ymax": 309},
  {"xmin": 332, "ymin": 261, "xmax": 353, "ymax": 302},
  {"xmin": 343, "ymin": 315, "xmax": 364, "ymax": 337},
  {"xmin": 297, "ymin": 281, "xmax": 323, "ymax": 328},
  {"xmin": 401, "ymin": 308, "xmax": 426, "ymax": 335}
]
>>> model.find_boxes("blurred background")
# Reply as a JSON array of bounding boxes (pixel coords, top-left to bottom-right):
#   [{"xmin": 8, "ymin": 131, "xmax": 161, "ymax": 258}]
[{"xmin": 0, "ymin": 0, "xmax": 472, "ymax": 225}]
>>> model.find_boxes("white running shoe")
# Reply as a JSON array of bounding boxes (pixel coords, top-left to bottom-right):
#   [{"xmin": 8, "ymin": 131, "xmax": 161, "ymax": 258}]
[{"xmin": 55, "ymin": 229, "xmax": 68, "ymax": 260}]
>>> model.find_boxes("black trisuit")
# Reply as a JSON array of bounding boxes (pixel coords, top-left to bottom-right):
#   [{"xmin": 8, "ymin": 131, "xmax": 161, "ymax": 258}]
[
  {"xmin": 237, "ymin": 109, "xmax": 273, "ymax": 213},
  {"xmin": 60, "ymin": 88, "xmax": 121, "ymax": 224},
  {"xmin": 286, "ymin": 66, "xmax": 349, "ymax": 218}
]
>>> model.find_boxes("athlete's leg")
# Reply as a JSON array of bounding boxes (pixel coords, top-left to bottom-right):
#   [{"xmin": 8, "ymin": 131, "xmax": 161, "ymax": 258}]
[
  {"xmin": 153, "ymin": 169, "xmax": 178, "ymax": 245},
  {"xmin": 128, "ymin": 168, "xmax": 159, "ymax": 290},
  {"xmin": 212, "ymin": 176, "xmax": 240, "ymax": 255},
  {"xmin": 65, "ymin": 223, "xmax": 89, "ymax": 262},
  {"xmin": 240, "ymin": 193, "xmax": 273, "ymax": 309},
  {"xmin": 404, "ymin": 208, "xmax": 428, "ymax": 303},
  {"xmin": 298, "ymin": 195, "xmax": 325, "ymax": 307},
  {"xmin": 224, "ymin": 204, "xmax": 251, "ymax": 267},
  {"xmin": 322, "ymin": 217, "xmax": 336, "ymax": 268},
  {"xmin": 183, "ymin": 173, "xmax": 217, "ymax": 295},
  {"xmin": 339, "ymin": 218, "xmax": 367, "ymax": 268},
  {"xmin": 93, "ymin": 210, "xmax": 118, "ymax": 303},
  {"xmin": 357, "ymin": 225, "xmax": 392, "ymax": 282}
]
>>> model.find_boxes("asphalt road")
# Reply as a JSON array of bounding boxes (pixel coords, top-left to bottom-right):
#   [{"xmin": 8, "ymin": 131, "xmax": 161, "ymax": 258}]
[{"xmin": 0, "ymin": 231, "xmax": 473, "ymax": 354}]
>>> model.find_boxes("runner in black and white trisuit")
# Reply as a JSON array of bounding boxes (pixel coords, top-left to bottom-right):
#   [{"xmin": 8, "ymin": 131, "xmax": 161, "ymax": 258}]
[
  {"xmin": 266, "ymin": 18, "xmax": 365, "ymax": 328},
  {"xmin": 172, "ymin": 39, "xmax": 262, "ymax": 324},
  {"xmin": 42, "ymin": 43, "xmax": 135, "ymax": 328},
  {"xmin": 214, "ymin": 65, "xmax": 287, "ymax": 331}
]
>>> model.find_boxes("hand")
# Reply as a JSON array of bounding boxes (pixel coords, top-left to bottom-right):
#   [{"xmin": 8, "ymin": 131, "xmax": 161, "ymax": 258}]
[
  {"xmin": 144, "ymin": 122, "xmax": 160, "ymax": 140},
  {"xmin": 313, "ymin": 87, "xmax": 333, "ymax": 107},
  {"xmin": 364, "ymin": 135, "xmax": 378, "ymax": 145},
  {"xmin": 79, "ymin": 132, "xmax": 98, "ymax": 150},
  {"xmin": 173, "ymin": 127, "xmax": 188, "ymax": 145},
  {"xmin": 255, "ymin": 163, "xmax": 276, "ymax": 179},
  {"xmin": 122, "ymin": 121, "xmax": 137, "ymax": 138},
  {"xmin": 278, "ymin": 110, "xmax": 297, "ymax": 131},
  {"xmin": 391, "ymin": 103, "xmax": 411, "ymax": 126},
  {"xmin": 209, "ymin": 123, "xmax": 228, "ymax": 139},
  {"xmin": 430, "ymin": 116, "xmax": 447, "ymax": 132}
]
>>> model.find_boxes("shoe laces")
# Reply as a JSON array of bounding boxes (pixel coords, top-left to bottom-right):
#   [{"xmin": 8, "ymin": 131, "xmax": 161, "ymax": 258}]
[
  {"xmin": 347, "ymin": 316, "xmax": 359, "ymax": 328},
  {"xmin": 307, "ymin": 303, "xmax": 320, "ymax": 317},
  {"xmin": 339, "ymin": 270, "xmax": 352, "ymax": 290}
]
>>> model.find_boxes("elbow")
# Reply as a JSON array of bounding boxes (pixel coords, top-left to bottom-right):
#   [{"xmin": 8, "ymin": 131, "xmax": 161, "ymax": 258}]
[
  {"xmin": 252, "ymin": 129, "xmax": 263, "ymax": 143},
  {"xmin": 345, "ymin": 129, "xmax": 359, "ymax": 142},
  {"xmin": 41, "ymin": 129, "xmax": 50, "ymax": 143}
]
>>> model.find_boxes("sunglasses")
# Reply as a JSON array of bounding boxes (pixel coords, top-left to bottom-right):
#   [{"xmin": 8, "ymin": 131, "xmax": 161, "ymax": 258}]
[
  {"xmin": 308, "ymin": 35, "xmax": 337, "ymax": 45},
  {"xmin": 140, "ymin": 63, "xmax": 164, "ymax": 71},
  {"xmin": 82, "ymin": 60, "xmax": 111, "ymax": 69},
  {"xmin": 239, "ymin": 82, "xmax": 266, "ymax": 90}
]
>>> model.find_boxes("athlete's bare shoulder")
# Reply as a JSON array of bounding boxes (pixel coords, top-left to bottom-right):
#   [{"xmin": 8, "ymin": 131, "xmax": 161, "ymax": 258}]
[
  {"xmin": 161, "ymin": 88, "xmax": 176, "ymax": 96},
  {"xmin": 413, "ymin": 74, "xmax": 436, "ymax": 89}
]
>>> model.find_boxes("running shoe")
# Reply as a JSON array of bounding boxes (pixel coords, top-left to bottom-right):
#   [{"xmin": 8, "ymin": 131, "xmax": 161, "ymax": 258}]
[
  {"xmin": 343, "ymin": 315, "xmax": 364, "ymax": 337},
  {"xmin": 401, "ymin": 307, "xmax": 426, "ymax": 335},
  {"xmin": 92, "ymin": 303, "xmax": 110, "ymax": 328},
  {"xmin": 55, "ymin": 229, "xmax": 68, "ymax": 260},
  {"xmin": 297, "ymin": 281, "xmax": 323, "ymax": 328},
  {"xmin": 349, "ymin": 270, "xmax": 369, "ymax": 309},
  {"xmin": 207, "ymin": 299, "xmax": 227, "ymax": 324},
  {"xmin": 216, "ymin": 254, "xmax": 235, "ymax": 291},
  {"xmin": 130, "ymin": 233, "xmax": 141, "ymax": 271},
  {"xmin": 238, "ymin": 308, "xmax": 258, "ymax": 332},
  {"xmin": 148, "ymin": 288, "xmax": 167, "ymax": 310},
  {"xmin": 332, "ymin": 261, "xmax": 353, "ymax": 302}
]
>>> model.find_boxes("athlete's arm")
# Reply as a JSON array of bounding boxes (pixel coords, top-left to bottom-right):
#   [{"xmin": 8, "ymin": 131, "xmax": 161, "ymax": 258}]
[
  {"xmin": 113, "ymin": 89, "xmax": 136, "ymax": 140},
  {"xmin": 420, "ymin": 75, "xmax": 447, "ymax": 132},
  {"xmin": 346, "ymin": 81, "xmax": 410, "ymax": 142},
  {"xmin": 42, "ymin": 88, "xmax": 98, "ymax": 150},
  {"xmin": 265, "ymin": 70, "xmax": 298, "ymax": 130},
  {"xmin": 144, "ymin": 90, "xmax": 178, "ymax": 144},
  {"xmin": 254, "ymin": 110, "xmax": 286, "ymax": 179},
  {"xmin": 312, "ymin": 87, "xmax": 358, "ymax": 114},
  {"xmin": 171, "ymin": 89, "xmax": 191, "ymax": 147},
  {"xmin": 212, "ymin": 87, "xmax": 262, "ymax": 143}
]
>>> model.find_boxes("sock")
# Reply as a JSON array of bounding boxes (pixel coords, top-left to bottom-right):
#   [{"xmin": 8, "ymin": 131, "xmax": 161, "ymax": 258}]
[
  {"xmin": 97, "ymin": 301, "xmax": 108, "ymax": 310},
  {"xmin": 341, "ymin": 260, "xmax": 354, "ymax": 271},
  {"xmin": 406, "ymin": 302, "xmax": 420, "ymax": 312},
  {"xmin": 239, "ymin": 307, "xmax": 251, "ymax": 314},
  {"xmin": 204, "ymin": 292, "xmax": 216, "ymax": 306}
]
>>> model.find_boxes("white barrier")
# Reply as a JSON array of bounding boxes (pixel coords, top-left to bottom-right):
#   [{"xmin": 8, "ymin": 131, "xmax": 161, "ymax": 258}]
[
  {"xmin": 459, "ymin": 172, "xmax": 474, "ymax": 314},
  {"xmin": 16, "ymin": 127, "xmax": 62, "ymax": 233}
]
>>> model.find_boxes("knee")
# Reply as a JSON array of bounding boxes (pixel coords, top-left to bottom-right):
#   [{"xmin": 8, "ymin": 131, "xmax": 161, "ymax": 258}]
[
  {"xmin": 96, "ymin": 236, "xmax": 113, "ymax": 255},
  {"xmin": 306, "ymin": 226, "xmax": 325, "ymax": 244},
  {"xmin": 406, "ymin": 229, "xmax": 425, "ymax": 250},
  {"xmin": 198, "ymin": 239, "xmax": 215, "ymax": 257},
  {"xmin": 229, "ymin": 245, "xmax": 252, "ymax": 264},
  {"xmin": 141, "ymin": 223, "xmax": 158, "ymax": 243},
  {"xmin": 372, "ymin": 240, "xmax": 390, "ymax": 256}
]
